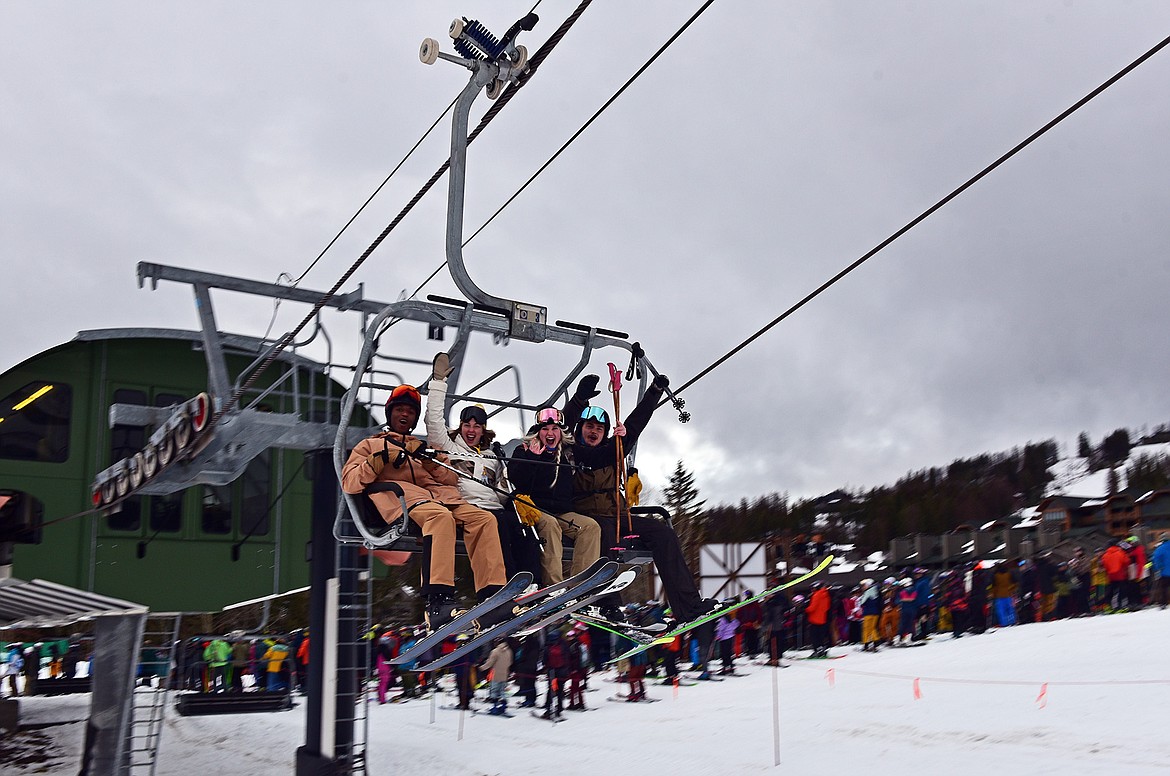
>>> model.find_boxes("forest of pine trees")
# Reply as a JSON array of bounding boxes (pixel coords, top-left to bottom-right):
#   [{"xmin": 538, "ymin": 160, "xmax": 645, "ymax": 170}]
[{"xmin": 668, "ymin": 422, "xmax": 1170, "ymax": 557}]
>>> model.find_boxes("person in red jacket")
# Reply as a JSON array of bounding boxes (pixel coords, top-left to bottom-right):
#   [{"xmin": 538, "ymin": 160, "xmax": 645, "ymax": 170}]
[
  {"xmin": 806, "ymin": 582, "xmax": 832, "ymax": 658},
  {"xmin": 1125, "ymin": 536, "xmax": 1148, "ymax": 610},
  {"xmin": 1100, "ymin": 542, "xmax": 1131, "ymax": 611}
]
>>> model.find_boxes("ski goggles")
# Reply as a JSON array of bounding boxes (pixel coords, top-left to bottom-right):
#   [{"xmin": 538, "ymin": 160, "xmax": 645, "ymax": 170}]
[
  {"xmin": 459, "ymin": 405, "xmax": 488, "ymax": 425},
  {"xmin": 535, "ymin": 407, "xmax": 563, "ymax": 426},
  {"xmin": 579, "ymin": 406, "xmax": 609, "ymax": 424},
  {"xmin": 385, "ymin": 384, "xmax": 421, "ymax": 407}
]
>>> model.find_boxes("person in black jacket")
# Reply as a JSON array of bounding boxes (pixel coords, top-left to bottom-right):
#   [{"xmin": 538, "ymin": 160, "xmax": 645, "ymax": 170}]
[
  {"xmin": 512, "ymin": 635, "xmax": 540, "ymax": 708},
  {"xmin": 509, "ymin": 402, "xmax": 601, "ymax": 585},
  {"xmin": 762, "ymin": 586, "xmax": 792, "ymax": 664},
  {"xmin": 566, "ymin": 374, "xmax": 710, "ymax": 624},
  {"xmin": 541, "ymin": 630, "xmax": 569, "ymax": 719}
]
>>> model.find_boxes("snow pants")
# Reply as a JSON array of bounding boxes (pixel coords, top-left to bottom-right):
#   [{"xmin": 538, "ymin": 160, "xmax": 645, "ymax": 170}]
[
  {"xmin": 595, "ymin": 514, "xmax": 704, "ymax": 620},
  {"xmin": 534, "ymin": 511, "xmax": 600, "ymax": 584},
  {"xmin": 994, "ymin": 596, "xmax": 1016, "ymax": 626},
  {"xmin": 412, "ymin": 501, "xmax": 506, "ymax": 590}
]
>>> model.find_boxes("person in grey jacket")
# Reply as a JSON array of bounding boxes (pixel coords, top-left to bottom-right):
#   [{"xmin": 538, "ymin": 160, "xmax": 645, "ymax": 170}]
[{"xmin": 479, "ymin": 637, "xmax": 515, "ymax": 716}]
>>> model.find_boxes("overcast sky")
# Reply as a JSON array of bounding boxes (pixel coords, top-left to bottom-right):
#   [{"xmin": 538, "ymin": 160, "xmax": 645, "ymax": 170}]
[{"xmin": 3, "ymin": 2, "xmax": 1169, "ymax": 508}]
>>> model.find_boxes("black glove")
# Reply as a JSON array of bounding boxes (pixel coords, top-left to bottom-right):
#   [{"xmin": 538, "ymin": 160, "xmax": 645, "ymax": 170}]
[
  {"xmin": 573, "ymin": 374, "xmax": 600, "ymax": 402},
  {"xmin": 366, "ymin": 440, "xmax": 391, "ymax": 474},
  {"xmin": 652, "ymin": 373, "xmax": 669, "ymax": 391}
]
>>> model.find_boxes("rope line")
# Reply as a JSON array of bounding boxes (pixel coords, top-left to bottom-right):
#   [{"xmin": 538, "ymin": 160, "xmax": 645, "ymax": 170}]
[{"xmin": 783, "ymin": 660, "xmax": 1170, "ymax": 686}]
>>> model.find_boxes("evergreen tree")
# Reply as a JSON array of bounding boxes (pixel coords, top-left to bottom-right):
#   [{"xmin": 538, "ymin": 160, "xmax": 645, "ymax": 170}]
[
  {"xmin": 663, "ymin": 460, "xmax": 707, "ymax": 573},
  {"xmin": 1102, "ymin": 428, "xmax": 1132, "ymax": 466},
  {"xmin": 1077, "ymin": 432, "xmax": 1092, "ymax": 459}
]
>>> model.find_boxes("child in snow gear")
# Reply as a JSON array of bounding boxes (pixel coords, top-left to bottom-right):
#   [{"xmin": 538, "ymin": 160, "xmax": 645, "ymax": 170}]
[{"xmin": 479, "ymin": 637, "xmax": 514, "ymax": 715}]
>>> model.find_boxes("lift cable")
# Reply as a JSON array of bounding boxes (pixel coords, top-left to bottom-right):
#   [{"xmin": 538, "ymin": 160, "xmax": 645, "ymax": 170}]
[
  {"xmin": 218, "ymin": 0, "xmax": 596, "ymax": 432},
  {"xmin": 664, "ymin": 31, "xmax": 1170, "ymax": 407},
  {"xmin": 407, "ymin": 0, "xmax": 718, "ymax": 299},
  {"xmin": 259, "ymin": 94, "xmax": 460, "ymax": 344}
]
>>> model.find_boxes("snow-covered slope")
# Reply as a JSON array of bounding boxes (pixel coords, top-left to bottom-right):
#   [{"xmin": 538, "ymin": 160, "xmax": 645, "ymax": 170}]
[{"xmin": 5, "ymin": 608, "xmax": 1169, "ymax": 775}]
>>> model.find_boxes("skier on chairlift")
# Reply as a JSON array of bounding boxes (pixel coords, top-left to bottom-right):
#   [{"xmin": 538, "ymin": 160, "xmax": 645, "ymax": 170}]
[{"xmin": 341, "ymin": 383, "xmax": 508, "ymax": 631}]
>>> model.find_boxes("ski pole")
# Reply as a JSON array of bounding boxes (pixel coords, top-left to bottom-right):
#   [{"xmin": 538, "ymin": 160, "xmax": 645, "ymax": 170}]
[{"xmin": 607, "ymin": 363, "xmax": 632, "ymax": 542}]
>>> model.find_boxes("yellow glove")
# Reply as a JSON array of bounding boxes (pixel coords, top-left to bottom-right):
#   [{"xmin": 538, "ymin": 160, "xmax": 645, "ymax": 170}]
[{"xmin": 513, "ymin": 494, "xmax": 542, "ymax": 527}]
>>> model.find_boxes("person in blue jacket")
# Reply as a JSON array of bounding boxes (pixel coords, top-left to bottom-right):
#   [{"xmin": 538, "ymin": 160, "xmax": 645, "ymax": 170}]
[
  {"xmin": 912, "ymin": 568, "xmax": 933, "ymax": 641},
  {"xmin": 1151, "ymin": 535, "xmax": 1170, "ymax": 608}
]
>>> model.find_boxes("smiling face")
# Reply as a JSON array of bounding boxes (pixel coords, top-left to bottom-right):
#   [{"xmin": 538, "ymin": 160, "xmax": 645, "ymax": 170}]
[
  {"xmin": 579, "ymin": 419, "xmax": 607, "ymax": 447},
  {"xmin": 389, "ymin": 404, "xmax": 419, "ymax": 434},
  {"xmin": 537, "ymin": 423, "xmax": 563, "ymax": 451},
  {"xmin": 460, "ymin": 418, "xmax": 484, "ymax": 448}
]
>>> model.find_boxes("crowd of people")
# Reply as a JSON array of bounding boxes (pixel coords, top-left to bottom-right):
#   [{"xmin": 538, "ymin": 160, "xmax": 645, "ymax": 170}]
[
  {"xmin": 171, "ymin": 631, "xmax": 308, "ymax": 694},
  {"xmin": 359, "ymin": 532, "xmax": 1168, "ymax": 718},
  {"xmin": 0, "ymin": 638, "xmax": 86, "ymax": 697}
]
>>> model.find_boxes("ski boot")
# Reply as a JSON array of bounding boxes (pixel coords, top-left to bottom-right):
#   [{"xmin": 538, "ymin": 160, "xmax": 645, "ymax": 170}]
[{"xmin": 425, "ymin": 586, "xmax": 460, "ymax": 632}]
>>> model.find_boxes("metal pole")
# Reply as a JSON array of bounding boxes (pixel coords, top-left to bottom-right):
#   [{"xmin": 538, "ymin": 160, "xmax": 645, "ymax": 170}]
[{"xmin": 296, "ymin": 449, "xmax": 340, "ymax": 776}]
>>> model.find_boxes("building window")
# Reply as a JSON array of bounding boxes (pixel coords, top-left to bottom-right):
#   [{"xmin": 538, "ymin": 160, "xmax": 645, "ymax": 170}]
[
  {"xmin": 0, "ymin": 381, "xmax": 72, "ymax": 462},
  {"xmin": 150, "ymin": 492, "xmax": 183, "ymax": 534},
  {"xmin": 239, "ymin": 452, "xmax": 271, "ymax": 538},
  {"xmin": 201, "ymin": 485, "xmax": 233, "ymax": 535}
]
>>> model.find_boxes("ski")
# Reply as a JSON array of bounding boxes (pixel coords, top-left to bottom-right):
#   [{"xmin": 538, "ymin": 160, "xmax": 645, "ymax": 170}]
[
  {"xmin": 413, "ymin": 563, "xmax": 629, "ymax": 672},
  {"xmin": 607, "ymin": 554, "xmax": 835, "ymax": 665},
  {"xmin": 607, "ymin": 695, "xmax": 661, "ymax": 703},
  {"xmin": 509, "ymin": 568, "xmax": 639, "ymax": 639},
  {"xmin": 531, "ymin": 710, "xmax": 565, "ymax": 723},
  {"xmin": 569, "ymin": 613, "xmax": 667, "ymax": 644},
  {"xmin": 472, "ymin": 708, "xmax": 514, "ymax": 718},
  {"xmin": 390, "ymin": 570, "xmax": 534, "ymax": 666},
  {"xmin": 684, "ymin": 673, "xmax": 723, "ymax": 682}
]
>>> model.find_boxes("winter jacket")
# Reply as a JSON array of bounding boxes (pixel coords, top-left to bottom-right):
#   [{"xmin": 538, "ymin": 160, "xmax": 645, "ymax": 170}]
[
  {"xmin": 714, "ymin": 615, "xmax": 739, "ymax": 642},
  {"xmin": 738, "ymin": 601, "xmax": 764, "ymax": 629},
  {"xmin": 203, "ymin": 639, "xmax": 231, "ymax": 668},
  {"xmin": 263, "ymin": 643, "xmax": 290, "ymax": 673},
  {"xmin": 990, "ymin": 569, "xmax": 1017, "ymax": 598},
  {"xmin": 543, "ymin": 639, "xmax": 568, "ymax": 671},
  {"xmin": 480, "ymin": 641, "xmax": 514, "ymax": 680},
  {"xmin": 510, "ymin": 441, "xmax": 576, "ymax": 514},
  {"xmin": 1128, "ymin": 543, "xmax": 1148, "ymax": 581},
  {"xmin": 762, "ymin": 592, "xmax": 791, "ymax": 631},
  {"xmin": 858, "ymin": 586, "xmax": 882, "ymax": 617},
  {"xmin": 1152, "ymin": 541, "xmax": 1170, "ymax": 577},
  {"xmin": 425, "ymin": 378, "xmax": 508, "ymax": 510},
  {"xmin": 569, "ymin": 384, "xmax": 665, "ymax": 518},
  {"xmin": 913, "ymin": 576, "xmax": 932, "ymax": 607},
  {"xmin": 341, "ymin": 430, "xmax": 464, "ymax": 523},
  {"xmin": 1101, "ymin": 545, "xmax": 1130, "ymax": 582},
  {"xmin": 806, "ymin": 588, "xmax": 831, "ymax": 626}
]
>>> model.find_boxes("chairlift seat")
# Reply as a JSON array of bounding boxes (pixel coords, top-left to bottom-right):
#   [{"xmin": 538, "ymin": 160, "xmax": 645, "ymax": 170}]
[{"xmin": 355, "ymin": 488, "xmax": 671, "ymax": 565}]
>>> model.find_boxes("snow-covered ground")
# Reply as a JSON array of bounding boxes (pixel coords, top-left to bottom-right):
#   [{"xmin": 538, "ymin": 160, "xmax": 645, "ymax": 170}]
[{"xmin": 5, "ymin": 607, "xmax": 1169, "ymax": 775}]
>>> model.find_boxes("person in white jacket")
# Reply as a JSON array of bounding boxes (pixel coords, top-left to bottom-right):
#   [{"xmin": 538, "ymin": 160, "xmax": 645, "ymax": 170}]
[{"xmin": 425, "ymin": 352, "xmax": 542, "ymax": 582}]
